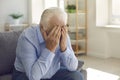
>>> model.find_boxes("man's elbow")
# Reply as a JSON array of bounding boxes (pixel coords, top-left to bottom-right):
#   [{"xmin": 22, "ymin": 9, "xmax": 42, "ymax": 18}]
[{"xmin": 67, "ymin": 62, "xmax": 78, "ymax": 71}]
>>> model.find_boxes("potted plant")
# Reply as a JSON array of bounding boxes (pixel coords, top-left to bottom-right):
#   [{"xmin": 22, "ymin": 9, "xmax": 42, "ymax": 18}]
[
  {"xmin": 66, "ymin": 5, "xmax": 76, "ymax": 13},
  {"xmin": 9, "ymin": 13, "xmax": 23, "ymax": 24}
]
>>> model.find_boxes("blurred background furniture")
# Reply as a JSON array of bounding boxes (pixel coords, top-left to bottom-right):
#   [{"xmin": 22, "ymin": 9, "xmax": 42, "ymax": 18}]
[
  {"xmin": 4, "ymin": 23, "xmax": 28, "ymax": 31},
  {"xmin": 64, "ymin": 0, "xmax": 87, "ymax": 56}
]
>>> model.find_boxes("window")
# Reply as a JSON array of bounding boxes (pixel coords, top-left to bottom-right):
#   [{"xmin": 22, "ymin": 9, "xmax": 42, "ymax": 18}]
[
  {"xmin": 110, "ymin": 0, "xmax": 120, "ymax": 25},
  {"xmin": 96, "ymin": 0, "xmax": 108, "ymax": 26},
  {"xmin": 30, "ymin": 0, "xmax": 59, "ymax": 24},
  {"xmin": 45, "ymin": 0, "xmax": 64, "ymax": 10},
  {"xmin": 58, "ymin": 0, "xmax": 64, "ymax": 10},
  {"xmin": 31, "ymin": 0, "xmax": 44, "ymax": 24},
  {"xmin": 30, "ymin": 0, "xmax": 65, "ymax": 24},
  {"xmin": 44, "ymin": 0, "xmax": 58, "ymax": 9},
  {"xmin": 96, "ymin": 0, "xmax": 120, "ymax": 27}
]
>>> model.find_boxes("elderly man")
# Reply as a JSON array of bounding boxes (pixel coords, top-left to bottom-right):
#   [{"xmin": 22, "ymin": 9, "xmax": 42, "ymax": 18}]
[{"xmin": 12, "ymin": 7, "xmax": 83, "ymax": 80}]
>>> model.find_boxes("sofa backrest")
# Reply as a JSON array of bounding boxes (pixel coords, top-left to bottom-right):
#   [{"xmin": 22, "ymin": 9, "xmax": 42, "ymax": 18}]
[{"xmin": 0, "ymin": 31, "xmax": 22, "ymax": 75}]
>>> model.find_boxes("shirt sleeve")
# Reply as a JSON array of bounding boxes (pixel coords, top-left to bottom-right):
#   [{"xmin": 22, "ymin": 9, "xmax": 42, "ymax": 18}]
[
  {"xmin": 16, "ymin": 33, "xmax": 55, "ymax": 80},
  {"xmin": 60, "ymin": 35, "xmax": 78, "ymax": 71}
]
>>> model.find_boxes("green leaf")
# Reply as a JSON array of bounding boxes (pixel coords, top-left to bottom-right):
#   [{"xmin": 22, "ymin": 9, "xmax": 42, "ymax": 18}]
[{"xmin": 9, "ymin": 14, "xmax": 23, "ymax": 19}]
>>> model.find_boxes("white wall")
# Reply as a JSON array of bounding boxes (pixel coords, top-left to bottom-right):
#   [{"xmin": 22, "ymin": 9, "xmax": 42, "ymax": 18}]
[
  {"xmin": 107, "ymin": 29, "xmax": 120, "ymax": 58},
  {"xmin": 0, "ymin": 0, "xmax": 28, "ymax": 32},
  {"xmin": 87, "ymin": 0, "xmax": 120, "ymax": 58}
]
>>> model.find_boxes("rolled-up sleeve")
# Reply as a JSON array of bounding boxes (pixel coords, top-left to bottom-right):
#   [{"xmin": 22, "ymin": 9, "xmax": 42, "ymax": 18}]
[
  {"xmin": 60, "ymin": 35, "xmax": 78, "ymax": 71},
  {"xmin": 16, "ymin": 34, "xmax": 55, "ymax": 80}
]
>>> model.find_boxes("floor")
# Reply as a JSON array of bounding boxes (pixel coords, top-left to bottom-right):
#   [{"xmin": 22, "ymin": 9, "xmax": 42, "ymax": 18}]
[{"xmin": 78, "ymin": 55, "xmax": 120, "ymax": 80}]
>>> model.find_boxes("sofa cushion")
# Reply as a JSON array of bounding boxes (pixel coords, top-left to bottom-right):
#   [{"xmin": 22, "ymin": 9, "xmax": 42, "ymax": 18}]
[
  {"xmin": 77, "ymin": 60, "xmax": 84, "ymax": 71},
  {"xmin": 80, "ymin": 69, "xmax": 87, "ymax": 80},
  {"xmin": 0, "ymin": 74, "xmax": 12, "ymax": 80},
  {"xmin": 0, "ymin": 31, "xmax": 22, "ymax": 75}
]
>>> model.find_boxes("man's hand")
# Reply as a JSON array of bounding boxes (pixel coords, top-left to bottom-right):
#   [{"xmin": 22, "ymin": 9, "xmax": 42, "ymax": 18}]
[
  {"xmin": 41, "ymin": 26, "xmax": 61, "ymax": 53},
  {"xmin": 60, "ymin": 26, "xmax": 67, "ymax": 52}
]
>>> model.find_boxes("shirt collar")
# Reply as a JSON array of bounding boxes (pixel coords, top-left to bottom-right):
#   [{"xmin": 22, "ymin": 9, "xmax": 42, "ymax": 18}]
[{"xmin": 37, "ymin": 25, "xmax": 45, "ymax": 43}]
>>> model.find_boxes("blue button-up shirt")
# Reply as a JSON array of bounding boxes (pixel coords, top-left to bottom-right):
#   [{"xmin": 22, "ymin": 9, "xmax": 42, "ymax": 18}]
[{"xmin": 14, "ymin": 25, "xmax": 78, "ymax": 80}]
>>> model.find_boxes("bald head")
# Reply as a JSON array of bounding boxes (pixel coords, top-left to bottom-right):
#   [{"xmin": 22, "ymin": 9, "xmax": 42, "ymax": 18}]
[{"xmin": 40, "ymin": 7, "xmax": 67, "ymax": 31}]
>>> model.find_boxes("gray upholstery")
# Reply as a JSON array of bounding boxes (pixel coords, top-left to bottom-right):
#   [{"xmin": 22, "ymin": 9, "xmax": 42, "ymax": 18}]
[
  {"xmin": 77, "ymin": 60, "xmax": 84, "ymax": 71},
  {"xmin": 0, "ymin": 74, "xmax": 12, "ymax": 80},
  {"xmin": 0, "ymin": 31, "xmax": 87, "ymax": 80},
  {"xmin": 0, "ymin": 31, "xmax": 22, "ymax": 75},
  {"xmin": 81, "ymin": 69, "xmax": 87, "ymax": 80}
]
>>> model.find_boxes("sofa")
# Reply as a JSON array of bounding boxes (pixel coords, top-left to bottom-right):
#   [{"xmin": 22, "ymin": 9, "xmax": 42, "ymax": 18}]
[{"xmin": 0, "ymin": 30, "xmax": 87, "ymax": 80}]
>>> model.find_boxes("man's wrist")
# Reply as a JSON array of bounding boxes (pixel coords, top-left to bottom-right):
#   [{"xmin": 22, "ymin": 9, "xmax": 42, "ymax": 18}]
[
  {"xmin": 61, "ymin": 47, "xmax": 67, "ymax": 52},
  {"xmin": 46, "ymin": 46, "xmax": 56, "ymax": 53}
]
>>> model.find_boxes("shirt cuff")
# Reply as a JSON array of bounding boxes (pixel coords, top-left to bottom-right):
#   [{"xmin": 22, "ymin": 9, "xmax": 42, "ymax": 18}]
[
  {"xmin": 39, "ymin": 48, "xmax": 55, "ymax": 61},
  {"xmin": 60, "ymin": 48, "xmax": 71, "ymax": 58}
]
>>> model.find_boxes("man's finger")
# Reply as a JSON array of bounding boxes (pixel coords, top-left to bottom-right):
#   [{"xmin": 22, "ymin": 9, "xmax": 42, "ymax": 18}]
[
  {"xmin": 48, "ymin": 26, "xmax": 58, "ymax": 37},
  {"xmin": 54, "ymin": 26, "xmax": 61, "ymax": 37},
  {"xmin": 62, "ymin": 28, "xmax": 66, "ymax": 34},
  {"xmin": 63, "ymin": 26, "xmax": 67, "ymax": 33},
  {"xmin": 57, "ymin": 27, "xmax": 61, "ymax": 40}
]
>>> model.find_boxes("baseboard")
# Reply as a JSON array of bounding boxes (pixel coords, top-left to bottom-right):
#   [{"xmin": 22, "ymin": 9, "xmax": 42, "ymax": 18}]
[
  {"xmin": 87, "ymin": 52, "xmax": 110, "ymax": 59},
  {"xmin": 111, "ymin": 55, "xmax": 120, "ymax": 59}
]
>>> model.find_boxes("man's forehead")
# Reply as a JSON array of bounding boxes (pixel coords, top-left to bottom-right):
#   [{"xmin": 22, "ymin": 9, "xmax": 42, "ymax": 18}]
[{"xmin": 49, "ymin": 16, "xmax": 66, "ymax": 26}]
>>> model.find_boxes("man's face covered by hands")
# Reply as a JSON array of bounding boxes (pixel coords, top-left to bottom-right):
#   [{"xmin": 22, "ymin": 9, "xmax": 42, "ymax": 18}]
[
  {"xmin": 46, "ymin": 15, "xmax": 67, "ymax": 35},
  {"xmin": 41, "ymin": 15, "xmax": 68, "ymax": 52}
]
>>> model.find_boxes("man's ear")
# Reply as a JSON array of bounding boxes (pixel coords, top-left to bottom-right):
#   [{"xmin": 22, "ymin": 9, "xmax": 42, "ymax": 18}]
[
  {"xmin": 40, "ymin": 23, "xmax": 47, "ymax": 31},
  {"xmin": 40, "ymin": 23, "xmax": 47, "ymax": 40},
  {"xmin": 40, "ymin": 23, "xmax": 44, "ymax": 29}
]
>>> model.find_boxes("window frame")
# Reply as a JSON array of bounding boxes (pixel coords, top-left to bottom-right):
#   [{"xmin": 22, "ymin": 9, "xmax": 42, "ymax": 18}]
[
  {"xmin": 96, "ymin": 0, "xmax": 120, "ymax": 27},
  {"xmin": 109, "ymin": 0, "xmax": 120, "ymax": 25}
]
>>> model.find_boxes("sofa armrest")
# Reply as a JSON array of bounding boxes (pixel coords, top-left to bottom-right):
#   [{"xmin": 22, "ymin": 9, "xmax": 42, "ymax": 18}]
[
  {"xmin": 0, "ymin": 74, "xmax": 12, "ymax": 80},
  {"xmin": 77, "ymin": 60, "xmax": 84, "ymax": 71},
  {"xmin": 80, "ymin": 69, "xmax": 87, "ymax": 80},
  {"xmin": 77, "ymin": 60, "xmax": 87, "ymax": 80}
]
